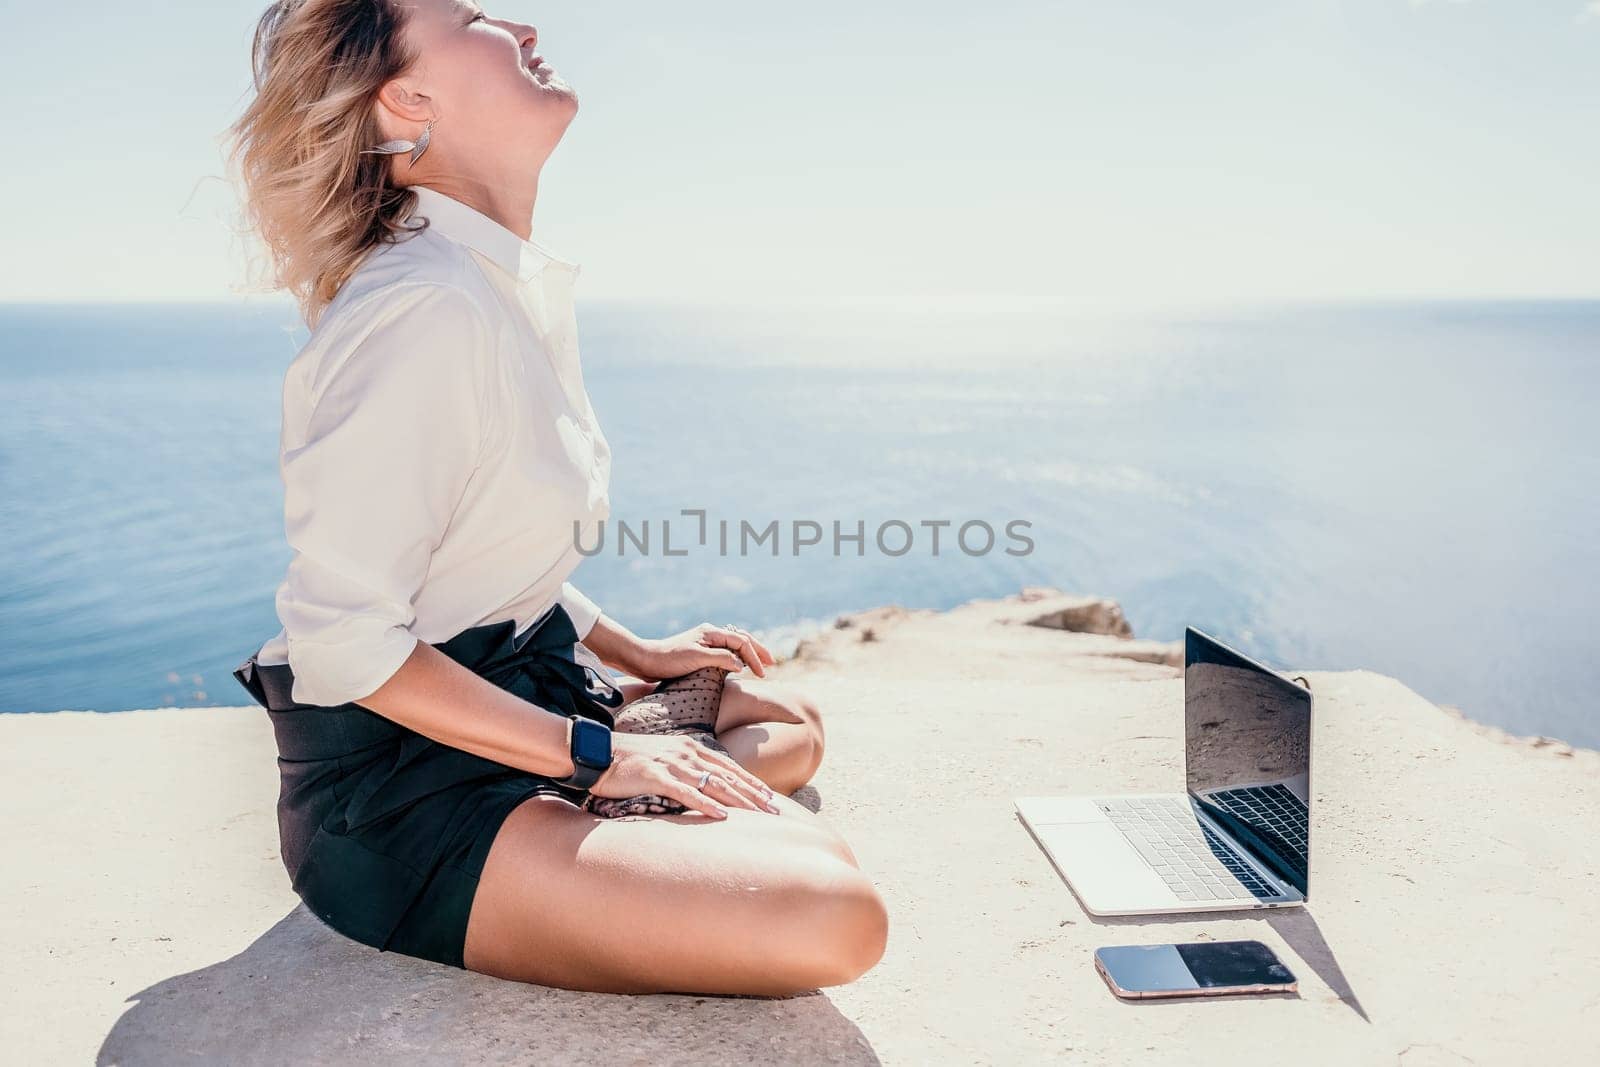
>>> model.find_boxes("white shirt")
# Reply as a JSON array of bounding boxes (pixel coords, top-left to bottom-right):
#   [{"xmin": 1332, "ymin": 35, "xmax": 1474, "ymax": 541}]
[{"xmin": 253, "ymin": 184, "xmax": 612, "ymax": 708}]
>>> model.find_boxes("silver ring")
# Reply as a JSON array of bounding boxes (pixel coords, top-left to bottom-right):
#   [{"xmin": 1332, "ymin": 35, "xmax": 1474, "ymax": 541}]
[
  {"xmin": 723, "ymin": 623, "xmax": 746, "ymax": 636},
  {"xmin": 696, "ymin": 770, "xmax": 712, "ymax": 791}
]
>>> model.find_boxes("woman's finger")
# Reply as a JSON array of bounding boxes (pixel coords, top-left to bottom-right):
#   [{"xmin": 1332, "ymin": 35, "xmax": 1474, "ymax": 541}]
[
  {"xmin": 738, "ymin": 635, "xmax": 766, "ymax": 677},
  {"xmin": 656, "ymin": 768, "xmax": 729, "ymax": 820},
  {"xmin": 726, "ymin": 629, "xmax": 767, "ymax": 677},
  {"xmin": 665, "ymin": 755, "xmax": 758, "ymax": 812},
  {"xmin": 674, "ymin": 734, "xmax": 772, "ymax": 804},
  {"xmin": 694, "ymin": 740, "xmax": 777, "ymax": 804},
  {"xmin": 730, "ymin": 625, "xmax": 775, "ymax": 669},
  {"xmin": 703, "ymin": 647, "xmax": 745, "ymax": 673},
  {"xmin": 705, "ymin": 628, "xmax": 764, "ymax": 676},
  {"xmin": 691, "ymin": 758, "xmax": 777, "ymax": 814},
  {"xmin": 691, "ymin": 767, "xmax": 764, "ymax": 813}
]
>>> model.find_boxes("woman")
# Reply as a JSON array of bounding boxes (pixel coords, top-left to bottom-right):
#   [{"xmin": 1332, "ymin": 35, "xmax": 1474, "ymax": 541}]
[{"xmin": 224, "ymin": 0, "xmax": 887, "ymax": 996}]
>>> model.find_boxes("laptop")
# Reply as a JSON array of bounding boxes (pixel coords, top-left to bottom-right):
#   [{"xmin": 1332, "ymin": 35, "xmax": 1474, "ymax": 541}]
[{"xmin": 1014, "ymin": 627, "xmax": 1311, "ymax": 916}]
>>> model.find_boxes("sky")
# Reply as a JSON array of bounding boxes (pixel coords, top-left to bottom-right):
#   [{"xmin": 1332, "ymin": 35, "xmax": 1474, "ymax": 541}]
[{"xmin": 0, "ymin": 0, "xmax": 1595, "ymax": 313}]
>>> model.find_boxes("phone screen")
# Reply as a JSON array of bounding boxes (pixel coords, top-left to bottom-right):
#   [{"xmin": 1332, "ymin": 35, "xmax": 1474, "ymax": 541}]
[{"xmin": 1095, "ymin": 940, "xmax": 1296, "ymax": 997}]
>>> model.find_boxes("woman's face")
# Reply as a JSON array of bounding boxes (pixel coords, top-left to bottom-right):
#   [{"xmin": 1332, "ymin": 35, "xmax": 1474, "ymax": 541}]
[{"xmin": 384, "ymin": 0, "xmax": 578, "ymax": 179}]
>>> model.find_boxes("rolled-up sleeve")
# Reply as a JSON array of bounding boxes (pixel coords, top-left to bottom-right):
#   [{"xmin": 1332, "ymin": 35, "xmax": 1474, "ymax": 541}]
[
  {"xmin": 558, "ymin": 581, "xmax": 604, "ymax": 640},
  {"xmin": 275, "ymin": 283, "xmax": 493, "ymax": 707}
]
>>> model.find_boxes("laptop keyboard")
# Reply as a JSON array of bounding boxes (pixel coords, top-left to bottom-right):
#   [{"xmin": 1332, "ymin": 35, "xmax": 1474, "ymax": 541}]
[
  {"xmin": 1100, "ymin": 797, "xmax": 1280, "ymax": 901},
  {"xmin": 1203, "ymin": 784, "xmax": 1309, "ymax": 879}
]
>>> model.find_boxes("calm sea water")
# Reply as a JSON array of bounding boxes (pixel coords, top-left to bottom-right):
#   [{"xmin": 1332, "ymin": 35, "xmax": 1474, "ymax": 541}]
[{"xmin": 1, "ymin": 300, "xmax": 1595, "ymax": 748}]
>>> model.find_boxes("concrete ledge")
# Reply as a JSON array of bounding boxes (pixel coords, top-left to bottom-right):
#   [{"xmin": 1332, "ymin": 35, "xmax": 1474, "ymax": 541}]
[{"xmin": 2, "ymin": 589, "xmax": 1594, "ymax": 1064}]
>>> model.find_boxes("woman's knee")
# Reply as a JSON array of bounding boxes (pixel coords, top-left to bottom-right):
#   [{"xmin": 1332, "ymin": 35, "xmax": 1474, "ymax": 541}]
[
  {"xmin": 716, "ymin": 679, "xmax": 828, "ymax": 782},
  {"xmin": 770, "ymin": 686, "xmax": 827, "ymax": 777},
  {"xmin": 776, "ymin": 860, "xmax": 890, "ymax": 989},
  {"xmin": 794, "ymin": 691, "xmax": 826, "ymax": 772}
]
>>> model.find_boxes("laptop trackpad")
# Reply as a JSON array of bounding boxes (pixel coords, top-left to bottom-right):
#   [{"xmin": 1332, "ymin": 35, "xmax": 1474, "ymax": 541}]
[{"xmin": 1040, "ymin": 819, "xmax": 1177, "ymax": 915}]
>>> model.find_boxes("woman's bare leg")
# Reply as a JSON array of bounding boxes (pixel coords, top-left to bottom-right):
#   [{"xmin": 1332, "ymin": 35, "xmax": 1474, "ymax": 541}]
[
  {"xmin": 462, "ymin": 795, "xmax": 889, "ymax": 995},
  {"xmin": 609, "ymin": 674, "xmax": 827, "ymax": 797},
  {"xmin": 713, "ymin": 676, "xmax": 825, "ymax": 796}
]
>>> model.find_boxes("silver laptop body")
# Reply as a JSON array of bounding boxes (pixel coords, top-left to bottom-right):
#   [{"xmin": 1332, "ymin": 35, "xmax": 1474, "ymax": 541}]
[{"xmin": 1014, "ymin": 627, "xmax": 1312, "ymax": 916}]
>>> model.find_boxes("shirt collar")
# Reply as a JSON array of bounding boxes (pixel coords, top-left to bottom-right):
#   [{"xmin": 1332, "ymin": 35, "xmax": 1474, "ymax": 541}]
[{"xmin": 406, "ymin": 184, "xmax": 574, "ymax": 283}]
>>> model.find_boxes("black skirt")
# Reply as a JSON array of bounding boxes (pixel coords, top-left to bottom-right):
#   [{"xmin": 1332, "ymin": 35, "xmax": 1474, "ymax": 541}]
[{"xmin": 231, "ymin": 602, "xmax": 625, "ymax": 969}]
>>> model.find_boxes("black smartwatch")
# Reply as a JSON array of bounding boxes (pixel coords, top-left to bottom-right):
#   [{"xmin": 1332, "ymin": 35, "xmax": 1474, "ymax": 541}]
[{"xmin": 555, "ymin": 714, "xmax": 613, "ymax": 791}]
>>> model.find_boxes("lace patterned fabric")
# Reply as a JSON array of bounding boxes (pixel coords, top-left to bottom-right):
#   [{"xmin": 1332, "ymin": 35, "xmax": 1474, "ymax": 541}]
[{"xmin": 582, "ymin": 665, "xmax": 733, "ymax": 818}]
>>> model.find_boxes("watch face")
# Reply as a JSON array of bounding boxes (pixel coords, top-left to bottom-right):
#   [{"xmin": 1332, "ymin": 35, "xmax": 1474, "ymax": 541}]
[{"xmin": 571, "ymin": 717, "xmax": 612, "ymax": 767}]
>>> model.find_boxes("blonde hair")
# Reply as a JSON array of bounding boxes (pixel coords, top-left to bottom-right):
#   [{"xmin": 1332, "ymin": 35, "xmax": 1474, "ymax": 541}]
[{"xmin": 225, "ymin": 0, "xmax": 428, "ymax": 329}]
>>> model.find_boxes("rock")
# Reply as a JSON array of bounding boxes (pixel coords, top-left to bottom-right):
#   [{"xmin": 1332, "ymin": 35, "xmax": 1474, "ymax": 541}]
[{"xmin": 987, "ymin": 588, "xmax": 1136, "ymax": 638}]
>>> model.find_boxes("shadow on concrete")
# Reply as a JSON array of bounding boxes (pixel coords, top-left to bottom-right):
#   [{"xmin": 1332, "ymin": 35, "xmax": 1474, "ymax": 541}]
[
  {"xmin": 100, "ymin": 782, "xmax": 873, "ymax": 1066},
  {"xmin": 1261, "ymin": 908, "xmax": 1367, "ymax": 1022},
  {"xmin": 791, "ymin": 783, "xmax": 822, "ymax": 813},
  {"xmin": 1010, "ymin": 812, "xmax": 1367, "ymax": 1021},
  {"xmin": 1082, "ymin": 907, "xmax": 1367, "ymax": 1021}
]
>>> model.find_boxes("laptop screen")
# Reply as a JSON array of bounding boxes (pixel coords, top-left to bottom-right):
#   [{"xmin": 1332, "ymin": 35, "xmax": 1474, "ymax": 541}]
[{"xmin": 1184, "ymin": 628, "xmax": 1312, "ymax": 897}]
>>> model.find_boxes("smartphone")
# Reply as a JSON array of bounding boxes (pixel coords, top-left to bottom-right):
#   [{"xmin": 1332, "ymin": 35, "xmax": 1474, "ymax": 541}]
[{"xmin": 1094, "ymin": 940, "xmax": 1297, "ymax": 1000}]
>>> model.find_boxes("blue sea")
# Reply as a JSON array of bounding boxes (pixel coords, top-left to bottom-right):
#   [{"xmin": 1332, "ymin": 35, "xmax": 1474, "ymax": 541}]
[{"xmin": 1, "ymin": 299, "xmax": 1595, "ymax": 748}]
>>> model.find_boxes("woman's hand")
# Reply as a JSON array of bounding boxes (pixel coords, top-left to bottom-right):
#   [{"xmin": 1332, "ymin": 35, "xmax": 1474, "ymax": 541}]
[
  {"xmin": 589, "ymin": 731, "xmax": 780, "ymax": 818},
  {"xmin": 625, "ymin": 622, "xmax": 777, "ymax": 681}
]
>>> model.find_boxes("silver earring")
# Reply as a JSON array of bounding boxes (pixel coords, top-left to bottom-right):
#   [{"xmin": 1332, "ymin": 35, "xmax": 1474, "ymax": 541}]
[{"xmin": 361, "ymin": 116, "xmax": 435, "ymax": 165}]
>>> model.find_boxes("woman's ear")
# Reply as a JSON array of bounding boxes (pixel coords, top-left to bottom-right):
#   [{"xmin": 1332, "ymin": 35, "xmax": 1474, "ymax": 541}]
[{"xmin": 372, "ymin": 77, "xmax": 434, "ymax": 136}]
